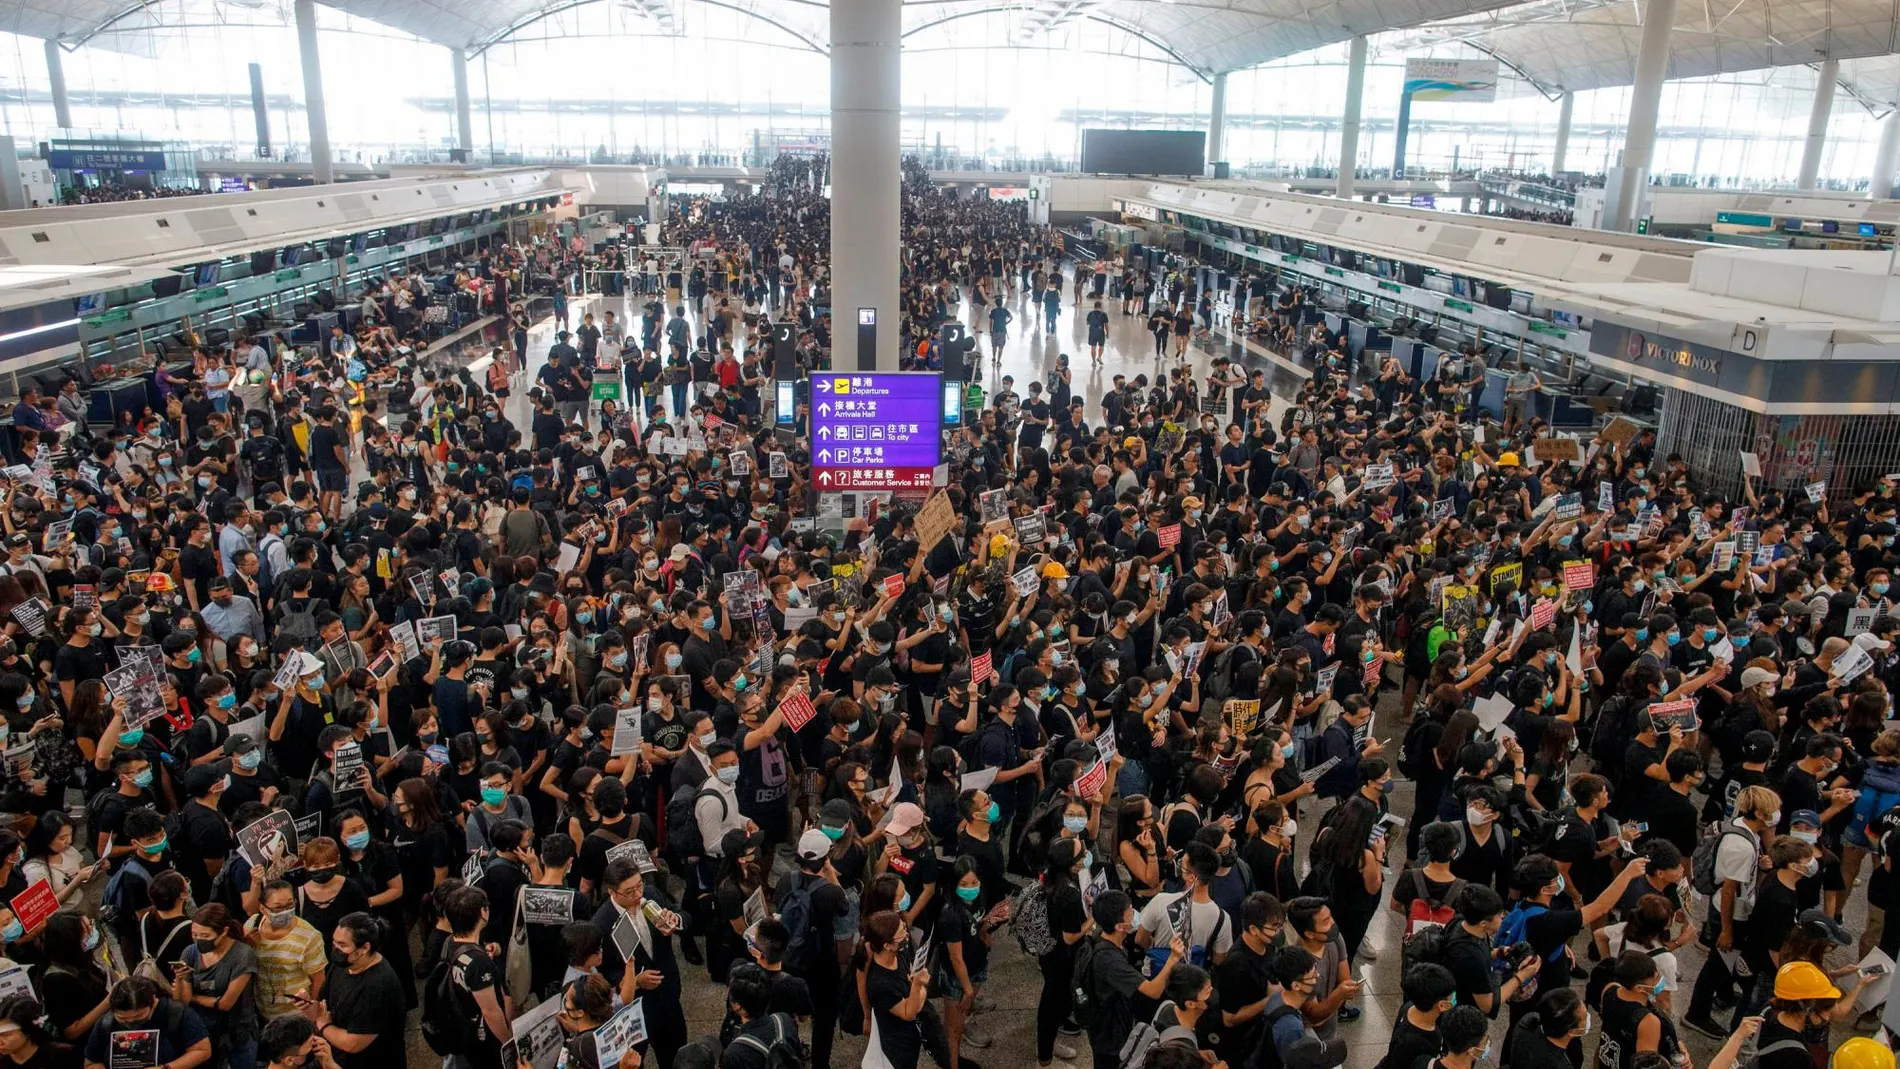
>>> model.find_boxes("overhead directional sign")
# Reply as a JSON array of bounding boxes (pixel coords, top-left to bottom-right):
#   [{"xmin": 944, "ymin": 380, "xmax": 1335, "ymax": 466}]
[{"xmin": 811, "ymin": 372, "xmax": 943, "ymax": 490}]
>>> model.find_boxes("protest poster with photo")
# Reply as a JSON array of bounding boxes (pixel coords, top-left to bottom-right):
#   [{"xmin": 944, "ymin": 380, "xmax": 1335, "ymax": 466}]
[
  {"xmin": 1011, "ymin": 565, "xmax": 1040, "ymax": 598},
  {"xmin": 109, "ymin": 1030, "xmax": 158, "ymax": 1069},
  {"xmin": 1834, "ymin": 642, "xmax": 1876, "ymax": 684},
  {"xmin": 593, "ymin": 1000, "xmax": 649, "ymax": 1069},
  {"xmin": 768, "ymin": 451, "xmax": 789, "ymax": 478},
  {"xmin": 237, "ymin": 809, "xmax": 300, "ymax": 883},
  {"xmin": 1313, "ymin": 663, "xmax": 1340, "ymax": 696},
  {"xmin": 419, "ymin": 616, "xmax": 458, "ymax": 645},
  {"xmin": 1362, "ymin": 463, "xmax": 1396, "ymax": 490},
  {"xmin": 1429, "ymin": 498, "xmax": 1454, "ymax": 523},
  {"xmin": 331, "ymin": 741, "xmax": 364, "ymax": 798},
  {"xmin": 521, "ymin": 887, "xmax": 578, "ymax": 926},
  {"xmin": 608, "ymin": 838, "xmax": 658, "ymax": 874},
  {"xmin": 611, "ymin": 704, "xmax": 643, "ymax": 756},
  {"xmin": 1806, "ymin": 481, "xmax": 1827, "ymax": 504},
  {"xmin": 1554, "ymin": 493, "xmax": 1583, "ymax": 521},
  {"xmin": 103, "ymin": 663, "xmax": 166, "ymax": 729},
  {"xmin": 0, "ymin": 964, "xmax": 30, "ymax": 1004},
  {"xmin": 510, "ymin": 997, "xmax": 567, "ymax": 1069},
  {"xmin": 1647, "ymin": 697, "xmax": 1699, "ymax": 731},
  {"xmin": 979, "ymin": 488, "xmax": 1009, "ymax": 528}
]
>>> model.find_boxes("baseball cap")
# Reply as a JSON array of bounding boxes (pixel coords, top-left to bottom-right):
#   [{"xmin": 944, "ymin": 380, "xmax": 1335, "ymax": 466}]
[
  {"xmin": 796, "ymin": 829, "xmax": 833, "ymax": 863},
  {"xmin": 885, "ymin": 803, "xmax": 925, "ymax": 837},
  {"xmin": 670, "ymin": 544, "xmax": 691, "ymax": 562},
  {"xmin": 1790, "ymin": 809, "xmax": 1822, "ymax": 829},
  {"xmin": 1854, "ymin": 632, "xmax": 1892, "ymax": 653},
  {"xmin": 1797, "ymin": 908, "xmax": 1852, "ymax": 947},
  {"xmin": 1740, "ymin": 666, "xmax": 1778, "ymax": 689},
  {"xmin": 1740, "ymin": 730, "xmax": 1777, "ymax": 762},
  {"xmin": 223, "ymin": 733, "xmax": 259, "ymax": 758}
]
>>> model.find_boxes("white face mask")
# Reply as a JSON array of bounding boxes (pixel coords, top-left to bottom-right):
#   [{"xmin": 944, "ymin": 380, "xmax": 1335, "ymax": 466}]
[
  {"xmin": 1466, "ymin": 807, "xmax": 1495, "ymax": 825},
  {"xmin": 1282, "ymin": 818, "xmax": 1298, "ymax": 839}
]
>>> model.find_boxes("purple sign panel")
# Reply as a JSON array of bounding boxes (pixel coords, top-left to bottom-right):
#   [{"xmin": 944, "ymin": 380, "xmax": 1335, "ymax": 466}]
[{"xmin": 811, "ymin": 373, "xmax": 943, "ymax": 490}]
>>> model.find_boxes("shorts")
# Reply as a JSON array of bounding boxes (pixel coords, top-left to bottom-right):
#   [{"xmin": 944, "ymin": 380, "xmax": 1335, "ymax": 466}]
[{"xmin": 315, "ymin": 468, "xmax": 347, "ymax": 493}]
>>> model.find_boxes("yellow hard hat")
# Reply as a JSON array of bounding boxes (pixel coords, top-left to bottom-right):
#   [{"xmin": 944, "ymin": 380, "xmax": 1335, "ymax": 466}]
[
  {"xmin": 1834, "ymin": 1038, "xmax": 1896, "ymax": 1069},
  {"xmin": 1041, "ymin": 561, "xmax": 1070, "ymax": 580},
  {"xmin": 1772, "ymin": 960, "xmax": 1842, "ymax": 1000},
  {"xmin": 1498, "ymin": 451, "xmax": 1521, "ymax": 467}
]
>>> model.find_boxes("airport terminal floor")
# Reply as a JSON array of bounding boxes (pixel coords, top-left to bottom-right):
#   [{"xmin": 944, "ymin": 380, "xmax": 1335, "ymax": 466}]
[{"xmin": 479, "ymin": 276, "xmax": 1876, "ymax": 1069}]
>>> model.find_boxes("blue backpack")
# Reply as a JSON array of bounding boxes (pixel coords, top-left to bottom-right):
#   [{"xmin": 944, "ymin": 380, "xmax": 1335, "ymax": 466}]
[
  {"xmin": 1850, "ymin": 763, "xmax": 1900, "ymax": 844},
  {"xmin": 1495, "ymin": 903, "xmax": 1565, "ymax": 963}
]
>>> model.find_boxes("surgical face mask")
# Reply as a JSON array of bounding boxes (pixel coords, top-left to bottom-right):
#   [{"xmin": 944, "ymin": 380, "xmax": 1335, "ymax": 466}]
[
  {"xmin": 1664, "ymin": 631, "xmax": 1681, "ymax": 646},
  {"xmin": 1063, "ymin": 815, "xmax": 1088, "ymax": 834},
  {"xmin": 1635, "ymin": 628, "xmax": 1649, "ymax": 642},
  {"xmin": 1792, "ymin": 830, "xmax": 1819, "ymax": 844},
  {"xmin": 665, "ymin": 652, "xmax": 683, "ymax": 670},
  {"xmin": 1800, "ymin": 857, "xmax": 1821, "ymax": 876},
  {"xmin": 716, "ymin": 765, "xmax": 741, "ymax": 784},
  {"xmin": 237, "ymin": 751, "xmax": 262, "ymax": 770},
  {"xmin": 480, "ymin": 785, "xmax": 508, "ymax": 806},
  {"xmin": 1466, "ymin": 807, "xmax": 1494, "ymax": 825},
  {"xmin": 956, "ymin": 885, "xmax": 981, "ymax": 903},
  {"xmin": 0, "ymin": 920, "xmax": 20, "ymax": 944},
  {"xmin": 132, "ymin": 768, "xmax": 154, "ymax": 789},
  {"xmin": 344, "ymin": 831, "xmax": 371, "ymax": 851},
  {"xmin": 984, "ymin": 801, "xmax": 1001, "ymax": 823}
]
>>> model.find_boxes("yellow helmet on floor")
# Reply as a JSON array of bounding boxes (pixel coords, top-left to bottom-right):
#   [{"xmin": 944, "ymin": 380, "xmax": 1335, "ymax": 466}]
[
  {"xmin": 1834, "ymin": 1038, "xmax": 1896, "ymax": 1069},
  {"xmin": 1772, "ymin": 960, "xmax": 1841, "ymax": 1000}
]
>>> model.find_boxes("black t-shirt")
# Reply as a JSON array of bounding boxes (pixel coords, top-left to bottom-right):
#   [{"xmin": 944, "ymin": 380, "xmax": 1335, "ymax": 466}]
[
  {"xmin": 1753, "ymin": 1020, "xmax": 1815, "ymax": 1069},
  {"xmin": 325, "ymin": 958, "xmax": 410, "ymax": 1069},
  {"xmin": 1506, "ymin": 1022, "xmax": 1579, "ymax": 1069},
  {"xmin": 54, "ymin": 641, "xmax": 109, "ymax": 687},
  {"xmin": 1382, "ymin": 1014, "xmax": 1442, "ymax": 1069},
  {"xmin": 866, "ymin": 963, "xmax": 922, "ymax": 1069},
  {"xmin": 1085, "ymin": 937, "xmax": 1148, "ymax": 1053},
  {"xmin": 173, "ymin": 800, "xmax": 234, "ymax": 902},
  {"xmin": 448, "ymin": 943, "xmax": 504, "ymax": 1050},
  {"xmin": 1211, "ymin": 941, "xmax": 1272, "ymax": 1066},
  {"xmin": 309, "ymin": 423, "xmax": 346, "ymax": 472},
  {"xmin": 1439, "ymin": 927, "xmax": 1495, "ymax": 1008}
]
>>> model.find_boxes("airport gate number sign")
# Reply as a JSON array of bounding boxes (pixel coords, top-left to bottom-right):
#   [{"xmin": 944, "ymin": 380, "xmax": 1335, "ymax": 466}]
[{"xmin": 811, "ymin": 373, "xmax": 943, "ymax": 490}]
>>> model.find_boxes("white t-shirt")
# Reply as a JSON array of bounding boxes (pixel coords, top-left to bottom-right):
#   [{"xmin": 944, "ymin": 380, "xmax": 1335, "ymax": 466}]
[
  {"xmin": 1603, "ymin": 925, "xmax": 1679, "ymax": 993},
  {"xmin": 1711, "ymin": 826, "xmax": 1761, "ymax": 919},
  {"xmin": 1137, "ymin": 890, "xmax": 1234, "ymax": 960}
]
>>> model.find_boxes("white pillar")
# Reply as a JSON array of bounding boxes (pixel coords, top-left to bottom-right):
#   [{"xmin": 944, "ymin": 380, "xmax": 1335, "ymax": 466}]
[
  {"xmin": 1607, "ymin": 0, "xmax": 1677, "ymax": 230},
  {"xmin": 293, "ymin": 0, "xmax": 333, "ymax": 184},
  {"xmin": 43, "ymin": 39, "xmax": 70, "ymax": 131},
  {"xmin": 1872, "ymin": 109, "xmax": 1900, "ymax": 199},
  {"xmin": 830, "ymin": 0, "xmax": 901, "ymax": 371},
  {"xmin": 451, "ymin": 48, "xmax": 473, "ymax": 158},
  {"xmin": 1552, "ymin": 92, "xmax": 1574, "ymax": 174},
  {"xmin": 1337, "ymin": 35, "xmax": 1368, "ymax": 200},
  {"xmin": 1797, "ymin": 58, "xmax": 1839, "ymax": 190},
  {"xmin": 1207, "ymin": 72, "xmax": 1228, "ymax": 176}
]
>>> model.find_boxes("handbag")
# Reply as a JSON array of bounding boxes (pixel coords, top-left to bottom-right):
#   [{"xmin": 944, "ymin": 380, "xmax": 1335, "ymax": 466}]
[
  {"xmin": 132, "ymin": 915, "xmax": 191, "ymax": 985},
  {"xmin": 504, "ymin": 886, "xmax": 535, "ymax": 1008}
]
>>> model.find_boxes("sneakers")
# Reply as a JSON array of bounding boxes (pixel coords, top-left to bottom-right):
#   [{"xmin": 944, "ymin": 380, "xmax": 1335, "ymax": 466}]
[
  {"xmin": 962, "ymin": 1028, "xmax": 992, "ymax": 1050},
  {"xmin": 1338, "ymin": 1005, "xmax": 1362, "ymax": 1023},
  {"xmin": 1059, "ymin": 1019, "xmax": 1083, "ymax": 1036},
  {"xmin": 1054, "ymin": 1043, "xmax": 1079, "ymax": 1060},
  {"xmin": 973, "ymin": 995, "xmax": 997, "ymax": 1013},
  {"xmin": 1682, "ymin": 1015, "xmax": 1726, "ymax": 1039},
  {"xmin": 1358, "ymin": 944, "xmax": 1378, "ymax": 963}
]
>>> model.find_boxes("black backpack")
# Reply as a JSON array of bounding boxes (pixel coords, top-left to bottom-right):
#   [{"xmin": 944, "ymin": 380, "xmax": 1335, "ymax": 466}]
[
  {"xmin": 1251, "ymin": 1004, "xmax": 1305, "ymax": 1069},
  {"xmin": 420, "ymin": 944, "xmax": 484, "ymax": 1056},
  {"xmin": 728, "ymin": 1013, "xmax": 808, "ymax": 1069},
  {"xmin": 665, "ymin": 785, "xmax": 725, "ymax": 859},
  {"xmin": 1069, "ymin": 936, "xmax": 1105, "ymax": 1028}
]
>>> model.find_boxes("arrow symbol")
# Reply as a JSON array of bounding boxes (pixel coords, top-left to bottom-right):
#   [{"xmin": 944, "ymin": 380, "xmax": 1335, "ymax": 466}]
[
  {"xmin": 815, "ymin": 380, "xmax": 831, "ymax": 393},
  {"xmin": 816, "ymin": 426, "xmax": 831, "ymax": 439},
  {"xmin": 817, "ymin": 470, "xmax": 832, "ymax": 485},
  {"xmin": 816, "ymin": 402, "xmax": 831, "ymax": 416},
  {"xmin": 817, "ymin": 449, "xmax": 831, "ymax": 463}
]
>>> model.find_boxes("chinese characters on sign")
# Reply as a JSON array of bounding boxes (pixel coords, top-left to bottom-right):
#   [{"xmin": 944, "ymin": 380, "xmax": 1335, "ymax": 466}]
[{"xmin": 811, "ymin": 374, "xmax": 943, "ymax": 491}]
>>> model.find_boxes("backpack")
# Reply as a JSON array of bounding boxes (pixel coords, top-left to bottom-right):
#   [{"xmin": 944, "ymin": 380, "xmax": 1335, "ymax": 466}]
[
  {"xmin": 278, "ymin": 599, "xmax": 320, "ymax": 649},
  {"xmin": 665, "ymin": 786, "xmax": 725, "ymax": 859},
  {"xmin": 256, "ymin": 533, "xmax": 284, "ymax": 592},
  {"xmin": 1401, "ymin": 870, "xmax": 1467, "ymax": 946},
  {"xmin": 777, "ymin": 872, "xmax": 823, "ymax": 978},
  {"xmin": 1069, "ymin": 936, "xmax": 1105, "ymax": 1028},
  {"xmin": 420, "ymin": 944, "xmax": 483, "ymax": 1056},
  {"xmin": 731, "ymin": 1013, "xmax": 808, "ymax": 1069},
  {"xmin": 1496, "ymin": 903, "xmax": 1565, "ymax": 965},
  {"xmin": 1118, "ymin": 1001, "xmax": 1196, "ymax": 1069},
  {"xmin": 1690, "ymin": 820, "xmax": 1754, "ymax": 896},
  {"xmin": 1253, "ymin": 1004, "xmax": 1304, "ymax": 1069},
  {"xmin": 1202, "ymin": 644, "xmax": 1243, "ymax": 705},
  {"xmin": 1585, "ymin": 942, "xmax": 1667, "ymax": 1010},
  {"xmin": 100, "ymin": 856, "xmax": 154, "ymax": 928},
  {"xmin": 1398, "ymin": 717, "xmax": 1438, "ymax": 780},
  {"xmin": 1009, "ymin": 882, "xmax": 1058, "ymax": 957}
]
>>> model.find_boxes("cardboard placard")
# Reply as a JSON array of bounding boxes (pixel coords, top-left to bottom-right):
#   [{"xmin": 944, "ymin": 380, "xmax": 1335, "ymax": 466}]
[
  {"xmin": 1599, "ymin": 416, "xmax": 1640, "ymax": 451},
  {"xmin": 915, "ymin": 492, "xmax": 955, "ymax": 552},
  {"xmin": 1534, "ymin": 437, "xmax": 1579, "ymax": 463},
  {"xmin": 1740, "ymin": 451, "xmax": 1761, "ymax": 478}
]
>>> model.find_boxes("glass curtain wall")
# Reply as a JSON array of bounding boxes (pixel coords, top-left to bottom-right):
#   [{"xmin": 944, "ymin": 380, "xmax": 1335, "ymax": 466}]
[{"xmin": 0, "ymin": 0, "xmax": 1880, "ymax": 188}]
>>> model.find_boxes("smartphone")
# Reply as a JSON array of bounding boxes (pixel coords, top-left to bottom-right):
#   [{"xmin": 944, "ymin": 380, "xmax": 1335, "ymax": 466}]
[
  {"xmin": 1866, "ymin": 963, "xmax": 1890, "ymax": 977},
  {"xmin": 1630, "ymin": 822, "xmax": 1650, "ymax": 834}
]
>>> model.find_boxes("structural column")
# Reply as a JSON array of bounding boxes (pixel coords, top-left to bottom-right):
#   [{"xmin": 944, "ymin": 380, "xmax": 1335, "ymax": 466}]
[
  {"xmin": 830, "ymin": 0, "xmax": 901, "ymax": 371},
  {"xmin": 450, "ymin": 48, "xmax": 474, "ymax": 159},
  {"xmin": 1607, "ymin": 0, "xmax": 1678, "ymax": 231},
  {"xmin": 1551, "ymin": 91, "xmax": 1574, "ymax": 174},
  {"xmin": 42, "ymin": 39, "xmax": 71, "ymax": 131},
  {"xmin": 1871, "ymin": 109, "xmax": 1900, "ymax": 199},
  {"xmin": 1336, "ymin": 35, "xmax": 1367, "ymax": 199},
  {"xmin": 1206, "ymin": 72, "xmax": 1228, "ymax": 176},
  {"xmin": 249, "ymin": 63, "xmax": 271, "ymax": 157},
  {"xmin": 1797, "ymin": 58, "xmax": 1839, "ymax": 190},
  {"xmin": 293, "ymin": 0, "xmax": 333, "ymax": 184}
]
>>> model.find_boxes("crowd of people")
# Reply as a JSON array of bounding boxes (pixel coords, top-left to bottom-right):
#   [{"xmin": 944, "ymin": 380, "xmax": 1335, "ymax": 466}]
[
  {"xmin": 0, "ymin": 151, "xmax": 1885, "ymax": 1069},
  {"xmin": 57, "ymin": 184, "xmax": 207, "ymax": 206}
]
